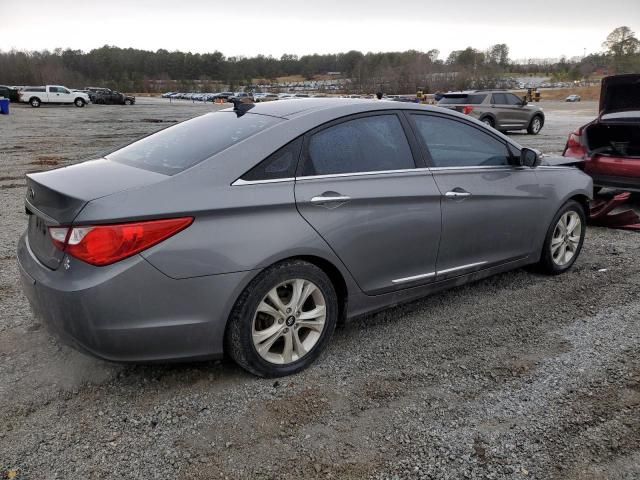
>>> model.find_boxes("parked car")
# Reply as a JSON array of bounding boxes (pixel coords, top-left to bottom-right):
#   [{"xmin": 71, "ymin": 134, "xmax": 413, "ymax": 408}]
[
  {"xmin": 0, "ymin": 85, "xmax": 20, "ymax": 102},
  {"xmin": 18, "ymin": 99, "xmax": 592, "ymax": 377},
  {"xmin": 565, "ymin": 94, "xmax": 581, "ymax": 102},
  {"xmin": 162, "ymin": 92, "xmax": 177, "ymax": 98},
  {"xmin": 563, "ymin": 74, "xmax": 640, "ymax": 192},
  {"xmin": 91, "ymin": 89, "xmax": 135, "ymax": 105},
  {"xmin": 254, "ymin": 93, "xmax": 279, "ymax": 103},
  {"xmin": 19, "ymin": 85, "xmax": 89, "ymax": 107},
  {"xmin": 211, "ymin": 92, "xmax": 235, "ymax": 101},
  {"xmin": 438, "ymin": 90, "xmax": 545, "ymax": 134}
]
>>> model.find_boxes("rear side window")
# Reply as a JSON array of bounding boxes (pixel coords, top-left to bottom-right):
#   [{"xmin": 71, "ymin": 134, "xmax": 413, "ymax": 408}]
[
  {"xmin": 439, "ymin": 94, "xmax": 486, "ymax": 105},
  {"xmin": 411, "ymin": 115, "xmax": 511, "ymax": 167},
  {"xmin": 241, "ymin": 138, "xmax": 302, "ymax": 181},
  {"xmin": 301, "ymin": 115, "xmax": 415, "ymax": 176},
  {"xmin": 107, "ymin": 112, "xmax": 281, "ymax": 175}
]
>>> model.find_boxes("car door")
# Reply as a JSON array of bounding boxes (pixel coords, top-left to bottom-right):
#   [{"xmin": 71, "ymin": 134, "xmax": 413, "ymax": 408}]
[
  {"xmin": 504, "ymin": 92, "xmax": 531, "ymax": 128},
  {"xmin": 295, "ymin": 112, "xmax": 442, "ymax": 295},
  {"xmin": 408, "ymin": 112, "xmax": 542, "ymax": 280}
]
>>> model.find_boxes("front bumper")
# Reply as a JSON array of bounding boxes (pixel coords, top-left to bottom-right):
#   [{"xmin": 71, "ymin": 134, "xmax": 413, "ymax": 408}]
[{"xmin": 17, "ymin": 233, "xmax": 254, "ymax": 362}]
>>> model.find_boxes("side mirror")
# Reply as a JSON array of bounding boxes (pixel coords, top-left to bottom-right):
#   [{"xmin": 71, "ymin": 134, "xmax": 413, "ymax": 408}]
[{"xmin": 520, "ymin": 147, "xmax": 541, "ymax": 168}]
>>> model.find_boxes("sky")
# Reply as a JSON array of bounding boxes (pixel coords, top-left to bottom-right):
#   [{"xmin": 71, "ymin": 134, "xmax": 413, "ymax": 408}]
[{"xmin": 1, "ymin": 0, "xmax": 639, "ymax": 61}]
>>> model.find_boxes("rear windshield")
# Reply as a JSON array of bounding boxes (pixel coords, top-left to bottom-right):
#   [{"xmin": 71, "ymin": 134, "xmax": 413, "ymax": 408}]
[
  {"xmin": 107, "ymin": 112, "xmax": 281, "ymax": 175},
  {"xmin": 439, "ymin": 94, "xmax": 487, "ymax": 105}
]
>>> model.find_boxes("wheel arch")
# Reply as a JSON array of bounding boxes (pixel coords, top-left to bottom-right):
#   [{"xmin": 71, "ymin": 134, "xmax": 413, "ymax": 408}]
[
  {"xmin": 568, "ymin": 193, "xmax": 590, "ymax": 218},
  {"xmin": 479, "ymin": 113, "xmax": 496, "ymax": 124}
]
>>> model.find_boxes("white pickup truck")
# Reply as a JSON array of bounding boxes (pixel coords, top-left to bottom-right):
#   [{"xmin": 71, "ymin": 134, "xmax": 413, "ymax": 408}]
[{"xmin": 19, "ymin": 85, "xmax": 90, "ymax": 108}]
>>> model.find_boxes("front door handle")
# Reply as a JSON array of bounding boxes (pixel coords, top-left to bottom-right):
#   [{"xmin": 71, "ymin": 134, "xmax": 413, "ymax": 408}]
[
  {"xmin": 445, "ymin": 190, "xmax": 472, "ymax": 199},
  {"xmin": 310, "ymin": 195, "xmax": 351, "ymax": 204}
]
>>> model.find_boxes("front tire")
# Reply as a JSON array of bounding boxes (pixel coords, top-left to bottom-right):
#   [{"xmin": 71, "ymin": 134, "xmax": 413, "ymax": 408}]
[
  {"xmin": 226, "ymin": 260, "xmax": 338, "ymax": 377},
  {"xmin": 74, "ymin": 98, "xmax": 86, "ymax": 107},
  {"xmin": 527, "ymin": 115, "xmax": 543, "ymax": 135},
  {"xmin": 124, "ymin": 99, "xmax": 133, "ymax": 105},
  {"xmin": 537, "ymin": 200, "xmax": 586, "ymax": 275},
  {"xmin": 29, "ymin": 97, "xmax": 41, "ymax": 108}
]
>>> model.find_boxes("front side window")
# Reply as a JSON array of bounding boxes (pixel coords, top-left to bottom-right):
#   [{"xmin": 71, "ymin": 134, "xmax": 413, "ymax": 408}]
[
  {"xmin": 108, "ymin": 112, "xmax": 282, "ymax": 175},
  {"xmin": 301, "ymin": 114, "xmax": 415, "ymax": 176},
  {"xmin": 411, "ymin": 115, "xmax": 511, "ymax": 167},
  {"xmin": 492, "ymin": 93, "xmax": 507, "ymax": 104},
  {"xmin": 506, "ymin": 93, "xmax": 523, "ymax": 105}
]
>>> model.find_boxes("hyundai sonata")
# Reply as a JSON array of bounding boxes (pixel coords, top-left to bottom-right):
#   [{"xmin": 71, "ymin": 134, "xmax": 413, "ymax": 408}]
[{"xmin": 18, "ymin": 99, "xmax": 592, "ymax": 377}]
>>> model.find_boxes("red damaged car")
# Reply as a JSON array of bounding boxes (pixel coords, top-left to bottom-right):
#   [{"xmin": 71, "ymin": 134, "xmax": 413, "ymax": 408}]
[{"xmin": 563, "ymin": 74, "xmax": 640, "ymax": 192}]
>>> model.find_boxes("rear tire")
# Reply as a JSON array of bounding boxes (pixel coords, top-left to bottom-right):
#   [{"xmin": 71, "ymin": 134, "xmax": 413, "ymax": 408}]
[
  {"xmin": 74, "ymin": 98, "xmax": 85, "ymax": 107},
  {"xmin": 225, "ymin": 260, "xmax": 338, "ymax": 377},
  {"xmin": 527, "ymin": 115, "xmax": 543, "ymax": 135},
  {"xmin": 537, "ymin": 200, "xmax": 586, "ymax": 275},
  {"xmin": 481, "ymin": 116, "xmax": 495, "ymax": 128},
  {"xmin": 29, "ymin": 97, "xmax": 41, "ymax": 108}
]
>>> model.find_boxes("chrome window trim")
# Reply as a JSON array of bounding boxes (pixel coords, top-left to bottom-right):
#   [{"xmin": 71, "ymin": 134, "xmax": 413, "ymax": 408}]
[
  {"xmin": 429, "ymin": 165, "xmax": 516, "ymax": 172},
  {"xmin": 297, "ymin": 168, "xmax": 431, "ymax": 181},
  {"xmin": 233, "ymin": 168, "xmax": 433, "ymax": 186},
  {"xmin": 232, "ymin": 177, "xmax": 295, "ymax": 186},
  {"xmin": 391, "ymin": 272, "xmax": 436, "ymax": 284}
]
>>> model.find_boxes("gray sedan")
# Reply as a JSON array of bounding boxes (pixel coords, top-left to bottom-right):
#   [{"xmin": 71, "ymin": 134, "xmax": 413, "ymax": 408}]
[{"xmin": 18, "ymin": 99, "xmax": 592, "ymax": 377}]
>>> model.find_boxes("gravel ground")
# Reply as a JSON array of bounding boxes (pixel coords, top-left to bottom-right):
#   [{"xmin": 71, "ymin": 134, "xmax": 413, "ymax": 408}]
[{"xmin": 1, "ymin": 99, "xmax": 639, "ymax": 479}]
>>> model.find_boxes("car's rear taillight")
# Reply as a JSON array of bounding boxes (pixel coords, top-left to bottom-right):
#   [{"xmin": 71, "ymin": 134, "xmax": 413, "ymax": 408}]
[
  {"xmin": 563, "ymin": 130, "xmax": 587, "ymax": 159},
  {"xmin": 48, "ymin": 217, "xmax": 193, "ymax": 266},
  {"xmin": 462, "ymin": 106, "xmax": 474, "ymax": 115}
]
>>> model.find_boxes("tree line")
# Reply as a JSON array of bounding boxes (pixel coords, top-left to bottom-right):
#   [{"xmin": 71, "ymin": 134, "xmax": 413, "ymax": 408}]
[{"xmin": 0, "ymin": 27, "xmax": 637, "ymax": 93}]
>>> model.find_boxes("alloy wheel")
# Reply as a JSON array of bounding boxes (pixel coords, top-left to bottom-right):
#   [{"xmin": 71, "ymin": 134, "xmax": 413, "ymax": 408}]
[
  {"xmin": 551, "ymin": 211, "xmax": 582, "ymax": 266},
  {"xmin": 531, "ymin": 117, "xmax": 541, "ymax": 134},
  {"xmin": 252, "ymin": 278, "xmax": 326, "ymax": 365}
]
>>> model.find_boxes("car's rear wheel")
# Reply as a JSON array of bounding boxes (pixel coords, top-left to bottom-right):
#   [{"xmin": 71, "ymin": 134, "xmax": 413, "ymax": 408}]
[
  {"xmin": 527, "ymin": 115, "xmax": 543, "ymax": 135},
  {"xmin": 74, "ymin": 98, "xmax": 85, "ymax": 107},
  {"xmin": 226, "ymin": 260, "xmax": 338, "ymax": 377},
  {"xmin": 480, "ymin": 116, "xmax": 495, "ymax": 128},
  {"xmin": 29, "ymin": 97, "xmax": 41, "ymax": 108},
  {"xmin": 537, "ymin": 200, "xmax": 586, "ymax": 275}
]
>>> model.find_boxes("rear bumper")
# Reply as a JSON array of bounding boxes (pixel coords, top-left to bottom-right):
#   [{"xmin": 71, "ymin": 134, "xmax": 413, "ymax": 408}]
[{"xmin": 17, "ymin": 233, "xmax": 255, "ymax": 363}]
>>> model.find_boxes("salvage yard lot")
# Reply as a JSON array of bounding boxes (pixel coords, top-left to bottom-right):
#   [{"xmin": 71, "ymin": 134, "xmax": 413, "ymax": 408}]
[{"xmin": 1, "ymin": 99, "xmax": 639, "ymax": 479}]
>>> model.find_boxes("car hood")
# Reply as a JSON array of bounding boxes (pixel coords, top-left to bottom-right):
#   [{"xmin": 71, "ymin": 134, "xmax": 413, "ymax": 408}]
[
  {"xmin": 599, "ymin": 74, "xmax": 640, "ymax": 116},
  {"xmin": 541, "ymin": 155, "xmax": 584, "ymax": 167}
]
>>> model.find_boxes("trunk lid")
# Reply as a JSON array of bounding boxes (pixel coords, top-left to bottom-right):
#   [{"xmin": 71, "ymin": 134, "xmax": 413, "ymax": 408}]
[
  {"xmin": 599, "ymin": 74, "xmax": 640, "ymax": 117},
  {"xmin": 25, "ymin": 159, "xmax": 167, "ymax": 269}
]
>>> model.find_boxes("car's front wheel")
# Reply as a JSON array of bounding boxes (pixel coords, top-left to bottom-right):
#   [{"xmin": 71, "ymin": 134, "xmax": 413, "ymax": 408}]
[
  {"xmin": 537, "ymin": 200, "xmax": 586, "ymax": 275},
  {"xmin": 226, "ymin": 260, "xmax": 338, "ymax": 377},
  {"xmin": 124, "ymin": 99, "xmax": 133, "ymax": 105},
  {"xmin": 527, "ymin": 115, "xmax": 543, "ymax": 134},
  {"xmin": 74, "ymin": 98, "xmax": 85, "ymax": 107}
]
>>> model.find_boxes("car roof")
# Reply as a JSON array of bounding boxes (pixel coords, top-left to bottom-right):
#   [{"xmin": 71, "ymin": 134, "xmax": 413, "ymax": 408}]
[{"xmin": 220, "ymin": 98, "xmax": 455, "ymax": 120}]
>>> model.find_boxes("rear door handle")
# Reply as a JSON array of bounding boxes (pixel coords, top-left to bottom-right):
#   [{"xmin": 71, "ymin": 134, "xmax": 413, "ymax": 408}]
[
  {"xmin": 445, "ymin": 190, "xmax": 472, "ymax": 198},
  {"xmin": 311, "ymin": 195, "xmax": 351, "ymax": 204}
]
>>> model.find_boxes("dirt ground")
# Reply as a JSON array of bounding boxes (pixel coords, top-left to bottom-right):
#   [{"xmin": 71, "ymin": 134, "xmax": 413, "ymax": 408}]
[{"xmin": 1, "ymin": 98, "xmax": 639, "ymax": 480}]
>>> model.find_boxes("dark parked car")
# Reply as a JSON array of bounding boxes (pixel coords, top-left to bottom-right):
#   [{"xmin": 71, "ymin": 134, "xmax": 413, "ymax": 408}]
[
  {"xmin": 563, "ymin": 74, "xmax": 640, "ymax": 192},
  {"xmin": 92, "ymin": 88, "xmax": 135, "ymax": 105},
  {"xmin": 0, "ymin": 85, "xmax": 20, "ymax": 102},
  {"xmin": 438, "ymin": 90, "xmax": 545, "ymax": 134},
  {"xmin": 18, "ymin": 99, "xmax": 592, "ymax": 377}
]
